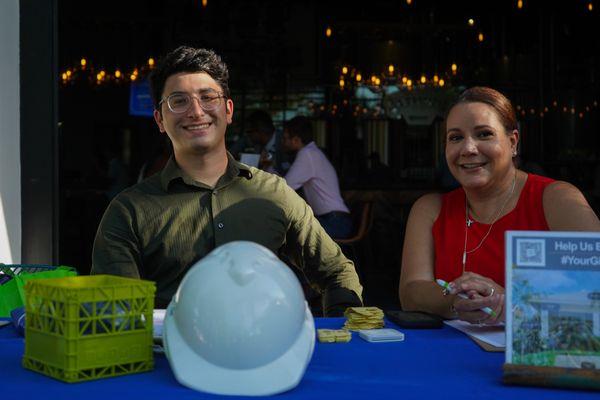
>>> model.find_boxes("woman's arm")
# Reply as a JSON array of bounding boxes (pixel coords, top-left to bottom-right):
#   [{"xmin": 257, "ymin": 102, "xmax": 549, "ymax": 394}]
[
  {"xmin": 543, "ymin": 181, "xmax": 600, "ymax": 231},
  {"xmin": 399, "ymin": 194, "xmax": 456, "ymax": 318}
]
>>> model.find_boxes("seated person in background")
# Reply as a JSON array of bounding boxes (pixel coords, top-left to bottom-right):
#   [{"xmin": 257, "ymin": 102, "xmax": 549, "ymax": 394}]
[
  {"xmin": 282, "ymin": 116, "xmax": 353, "ymax": 239},
  {"xmin": 91, "ymin": 46, "xmax": 362, "ymax": 316},
  {"xmin": 399, "ymin": 86, "xmax": 600, "ymax": 325},
  {"xmin": 244, "ymin": 110, "xmax": 289, "ymax": 174}
]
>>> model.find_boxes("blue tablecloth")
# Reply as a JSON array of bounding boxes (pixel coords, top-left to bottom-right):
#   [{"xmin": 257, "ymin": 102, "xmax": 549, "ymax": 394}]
[{"xmin": 1, "ymin": 318, "xmax": 596, "ymax": 399}]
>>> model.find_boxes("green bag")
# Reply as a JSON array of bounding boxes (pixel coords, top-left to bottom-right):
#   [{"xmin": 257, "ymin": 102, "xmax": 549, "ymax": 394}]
[{"xmin": 0, "ymin": 264, "xmax": 78, "ymax": 318}]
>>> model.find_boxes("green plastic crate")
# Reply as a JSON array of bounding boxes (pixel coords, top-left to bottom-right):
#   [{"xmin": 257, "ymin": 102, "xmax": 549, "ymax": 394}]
[{"xmin": 22, "ymin": 275, "xmax": 156, "ymax": 383}]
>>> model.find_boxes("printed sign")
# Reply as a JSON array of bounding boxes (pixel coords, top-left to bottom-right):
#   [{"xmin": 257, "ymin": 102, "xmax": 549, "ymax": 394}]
[
  {"xmin": 129, "ymin": 79, "xmax": 154, "ymax": 117},
  {"xmin": 505, "ymin": 231, "xmax": 600, "ymax": 370}
]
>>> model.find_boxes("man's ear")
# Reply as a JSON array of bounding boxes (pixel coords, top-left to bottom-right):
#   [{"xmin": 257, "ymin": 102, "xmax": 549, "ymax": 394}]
[
  {"xmin": 153, "ymin": 109, "xmax": 166, "ymax": 133},
  {"xmin": 226, "ymin": 98, "xmax": 234, "ymax": 125}
]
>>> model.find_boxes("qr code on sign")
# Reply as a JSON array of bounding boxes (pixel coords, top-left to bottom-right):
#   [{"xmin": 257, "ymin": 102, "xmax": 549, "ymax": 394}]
[{"xmin": 516, "ymin": 239, "xmax": 545, "ymax": 266}]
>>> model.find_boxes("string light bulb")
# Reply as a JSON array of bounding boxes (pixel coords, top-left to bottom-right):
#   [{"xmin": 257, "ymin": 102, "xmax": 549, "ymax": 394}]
[
  {"xmin": 339, "ymin": 78, "xmax": 345, "ymax": 88},
  {"xmin": 325, "ymin": 26, "xmax": 332, "ymax": 37},
  {"xmin": 61, "ymin": 73, "xmax": 67, "ymax": 81},
  {"xmin": 356, "ymin": 73, "xmax": 362, "ymax": 82},
  {"xmin": 406, "ymin": 79, "xmax": 413, "ymax": 88},
  {"xmin": 342, "ymin": 66, "xmax": 348, "ymax": 74},
  {"xmin": 80, "ymin": 58, "xmax": 87, "ymax": 68},
  {"xmin": 420, "ymin": 75, "xmax": 426, "ymax": 84},
  {"xmin": 433, "ymin": 74, "xmax": 439, "ymax": 83},
  {"xmin": 130, "ymin": 74, "xmax": 137, "ymax": 81},
  {"xmin": 438, "ymin": 79, "xmax": 445, "ymax": 87},
  {"xmin": 115, "ymin": 69, "xmax": 121, "ymax": 78},
  {"xmin": 388, "ymin": 64, "xmax": 395, "ymax": 74},
  {"xmin": 148, "ymin": 58, "xmax": 155, "ymax": 67},
  {"xmin": 202, "ymin": 0, "xmax": 208, "ymax": 8},
  {"xmin": 468, "ymin": 18, "xmax": 475, "ymax": 26},
  {"xmin": 589, "ymin": 2, "xmax": 593, "ymax": 11},
  {"xmin": 478, "ymin": 32, "xmax": 484, "ymax": 42},
  {"xmin": 451, "ymin": 63, "xmax": 458, "ymax": 75},
  {"xmin": 517, "ymin": 0, "xmax": 523, "ymax": 9},
  {"xmin": 406, "ymin": 0, "xmax": 412, "ymax": 5},
  {"xmin": 66, "ymin": 70, "xmax": 72, "ymax": 77}
]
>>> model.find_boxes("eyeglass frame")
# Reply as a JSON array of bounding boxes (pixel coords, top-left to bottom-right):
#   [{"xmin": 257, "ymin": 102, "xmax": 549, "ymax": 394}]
[{"xmin": 158, "ymin": 90, "xmax": 228, "ymax": 114}]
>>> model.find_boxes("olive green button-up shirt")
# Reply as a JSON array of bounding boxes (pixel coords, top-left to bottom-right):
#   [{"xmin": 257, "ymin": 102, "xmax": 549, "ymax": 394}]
[{"xmin": 91, "ymin": 153, "xmax": 362, "ymax": 315}]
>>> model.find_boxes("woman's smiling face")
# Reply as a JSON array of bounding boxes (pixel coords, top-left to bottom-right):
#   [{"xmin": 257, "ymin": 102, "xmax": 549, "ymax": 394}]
[{"xmin": 445, "ymin": 101, "xmax": 518, "ymax": 191}]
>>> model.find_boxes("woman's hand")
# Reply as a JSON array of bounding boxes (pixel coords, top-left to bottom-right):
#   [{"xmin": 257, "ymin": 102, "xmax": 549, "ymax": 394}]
[{"xmin": 446, "ymin": 272, "xmax": 505, "ymax": 325}]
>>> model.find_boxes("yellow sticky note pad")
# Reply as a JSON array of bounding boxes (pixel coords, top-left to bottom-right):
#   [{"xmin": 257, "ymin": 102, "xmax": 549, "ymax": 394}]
[{"xmin": 317, "ymin": 329, "xmax": 352, "ymax": 343}]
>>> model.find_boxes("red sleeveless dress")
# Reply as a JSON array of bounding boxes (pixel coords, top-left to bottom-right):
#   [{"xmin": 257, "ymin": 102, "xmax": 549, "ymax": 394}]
[{"xmin": 432, "ymin": 174, "xmax": 554, "ymax": 287}]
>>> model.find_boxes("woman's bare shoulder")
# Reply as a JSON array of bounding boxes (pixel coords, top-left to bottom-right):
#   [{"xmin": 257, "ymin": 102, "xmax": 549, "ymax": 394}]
[
  {"xmin": 410, "ymin": 192, "xmax": 443, "ymax": 223},
  {"xmin": 543, "ymin": 180, "xmax": 600, "ymax": 230}
]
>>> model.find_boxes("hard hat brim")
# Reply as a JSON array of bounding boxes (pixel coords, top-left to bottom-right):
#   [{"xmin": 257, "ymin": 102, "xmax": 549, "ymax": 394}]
[{"xmin": 163, "ymin": 302, "xmax": 316, "ymax": 396}]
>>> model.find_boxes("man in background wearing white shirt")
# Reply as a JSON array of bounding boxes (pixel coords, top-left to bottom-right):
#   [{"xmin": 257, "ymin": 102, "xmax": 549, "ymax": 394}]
[
  {"xmin": 282, "ymin": 116, "xmax": 353, "ymax": 239},
  {"xmin": 244, "ymin": 110, "xmax": 289, "ymax": 174}
]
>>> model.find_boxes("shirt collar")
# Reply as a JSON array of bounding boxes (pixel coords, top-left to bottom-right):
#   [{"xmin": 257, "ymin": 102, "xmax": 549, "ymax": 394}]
[{"xmin": 160, "ymin": 152, "xmax": 253, "ymax": 191}]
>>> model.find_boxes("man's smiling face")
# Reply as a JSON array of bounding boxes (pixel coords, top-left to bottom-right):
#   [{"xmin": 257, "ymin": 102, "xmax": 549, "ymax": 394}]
[{"xmin": 153, "ymin": 72, "xmax": 233, "ymax": 157}]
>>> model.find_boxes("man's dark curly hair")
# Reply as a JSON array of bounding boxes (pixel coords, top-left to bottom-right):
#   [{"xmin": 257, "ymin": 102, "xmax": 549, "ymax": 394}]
[{"xmin": 149, "ymin": 46, "xmax": 230, "ymax": 110}]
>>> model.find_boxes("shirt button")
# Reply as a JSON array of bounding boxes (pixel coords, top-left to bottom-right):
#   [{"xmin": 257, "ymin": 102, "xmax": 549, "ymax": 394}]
[
  {"xmin": 213, "ymin": 190, "xmax": 218, "ymax": 195},
  {"xmin": 218, "ymin": 222, "xmax": 224, "ymax": 229}
]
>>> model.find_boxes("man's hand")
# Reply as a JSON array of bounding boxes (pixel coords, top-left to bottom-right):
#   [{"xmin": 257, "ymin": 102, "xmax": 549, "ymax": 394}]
[{"xmin": 259, "ymin": 149, "xmax": 273, "ymax": 169}]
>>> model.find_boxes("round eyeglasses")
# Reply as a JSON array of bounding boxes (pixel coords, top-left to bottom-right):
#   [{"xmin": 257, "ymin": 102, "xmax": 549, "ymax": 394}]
[{"xmin": 159, "ymin": 90, "xmax": 226, "ymax": 114}]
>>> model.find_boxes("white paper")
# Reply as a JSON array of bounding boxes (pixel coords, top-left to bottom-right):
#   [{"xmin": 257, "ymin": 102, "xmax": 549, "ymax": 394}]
[
  {"xmin": 444, "ymin": 320, "xmax": 505, "ymax": 348},
  {"xmin": 240, "ymin": 153, "xmax": 260, "ymax": 167},
  {"xmin": 153, "ymin": 309, "xmax": 166, "ymax": 340}
]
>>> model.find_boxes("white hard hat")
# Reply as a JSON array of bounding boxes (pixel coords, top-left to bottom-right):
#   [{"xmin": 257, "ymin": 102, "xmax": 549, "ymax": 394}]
[{"xmin": 163, "ymin": 241, "xmax": 315, "ymax": 396}]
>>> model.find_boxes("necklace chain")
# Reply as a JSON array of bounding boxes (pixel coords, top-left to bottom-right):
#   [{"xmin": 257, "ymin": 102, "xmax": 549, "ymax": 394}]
[{"xmin": 462, "ymin": 170, "xmax": 518, "ymax": 272}]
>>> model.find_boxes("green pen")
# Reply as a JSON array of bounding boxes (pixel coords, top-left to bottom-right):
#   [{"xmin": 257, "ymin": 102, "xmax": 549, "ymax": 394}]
[{"xmin": 436, "ymin": 279, "xmax": 497, "ymax": 318}]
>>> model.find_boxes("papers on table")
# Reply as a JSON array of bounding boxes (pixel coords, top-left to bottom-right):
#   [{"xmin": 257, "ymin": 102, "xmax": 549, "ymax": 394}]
[
  {"xmin": 153, "ymin": 309, "xmax": 166, "ymax": 340},
  {"xmin": 240, "ymin": 153, "xmax": 260, "ymax": 168},
  {"xmin": 152, "ymin": 309, "xmax": 166, "ymax": 353},
  {"xmin": 444, "ymin": 320, "xmax": 505, "ymax": 351}
]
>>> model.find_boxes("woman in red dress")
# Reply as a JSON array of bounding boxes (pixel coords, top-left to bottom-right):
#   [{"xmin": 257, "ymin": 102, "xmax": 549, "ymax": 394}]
[{"xmin": 399, "ymin": 87, "xmax": 600, "ymax": 325}]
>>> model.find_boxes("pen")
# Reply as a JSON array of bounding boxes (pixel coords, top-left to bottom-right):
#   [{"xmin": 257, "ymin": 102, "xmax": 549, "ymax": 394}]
[{"xmin": 435, "ymin": 279, "xmax": 497, "ymax": 317}]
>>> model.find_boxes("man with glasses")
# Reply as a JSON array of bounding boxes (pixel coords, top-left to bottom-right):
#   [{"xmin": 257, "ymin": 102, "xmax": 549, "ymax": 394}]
[{"xmin": 91, "ymin": 46, "xmax": 363, "ymax": 316}]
